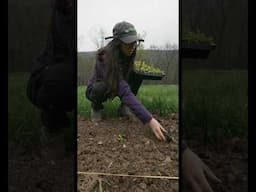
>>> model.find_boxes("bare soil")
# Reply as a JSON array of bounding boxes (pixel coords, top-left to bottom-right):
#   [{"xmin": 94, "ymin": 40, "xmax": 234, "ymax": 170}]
[
  {"xmin": 77, "ymin": 113, "xmax": 179, "ymax": 192},
  {"xmin": 8, "ymin": 113, "xmax": 247, "ymax": 192},
  {"xmin": 186, "ymin": 137, "xmax": 248, "ymax": 192},
  {"xmin": 8, "ymin": 133, "xmax": 75, "ymax": 192}
]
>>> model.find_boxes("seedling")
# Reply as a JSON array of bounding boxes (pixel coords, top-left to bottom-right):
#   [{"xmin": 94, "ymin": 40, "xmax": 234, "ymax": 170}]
[
  {"xmin": 134, "ymin": 61, "xmax": 165, "ymax": 75},
  {"xmin": 117, "ymin": 134, "xmax": 126, "ymax": 143},
  {"xmin": 182, "ymin": 30, "xmax": 216, "ymax": 46}
]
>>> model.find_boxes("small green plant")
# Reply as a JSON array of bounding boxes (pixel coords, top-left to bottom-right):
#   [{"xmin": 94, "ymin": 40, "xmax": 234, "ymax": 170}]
[
  {"xmin": 134, "ymin": 60, "xmax": 165, "ymax": 75},
  {"xmin": 182, "ymin": 30, "xmax": 215, "ymax": 45},
  {"xmin": 117, "ymin": 134, "xmax": 126, "ymax": 143}
]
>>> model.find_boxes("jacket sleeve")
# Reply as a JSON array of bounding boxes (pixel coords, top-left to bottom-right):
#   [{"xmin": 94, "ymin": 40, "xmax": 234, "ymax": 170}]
[
  {"xmin": 118, "ymin": 80, "xmax": 153, "ymax": 124},
  {"xmin": 54, "ymin": 4, "xmax": 74, "ymax": 57}
]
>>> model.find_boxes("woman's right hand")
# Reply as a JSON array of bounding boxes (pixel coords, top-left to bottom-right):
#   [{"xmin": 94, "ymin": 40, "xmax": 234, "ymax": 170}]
[{"xmin": 147, "ymin": 118, "xmax": 167, "ymax": 141}]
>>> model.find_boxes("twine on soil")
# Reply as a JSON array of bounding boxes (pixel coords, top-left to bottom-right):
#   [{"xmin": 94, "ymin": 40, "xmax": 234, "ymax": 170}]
[
  {"xmin": 78, "ymin": 171, "xmax": 179, "ymax": 180},
  {"xmin": 98, "ymin": 178, "xmax": 103, "ymax": 192}
]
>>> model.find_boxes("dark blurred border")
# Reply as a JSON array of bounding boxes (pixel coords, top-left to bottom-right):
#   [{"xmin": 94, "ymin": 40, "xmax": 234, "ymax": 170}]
[
  {"xmin": 8, "ymin": 0, "xmax": 77, "ymax": 191},
  {"xmin": 180, "ymin": 0, "xmax": 248, "ymax": 191}
]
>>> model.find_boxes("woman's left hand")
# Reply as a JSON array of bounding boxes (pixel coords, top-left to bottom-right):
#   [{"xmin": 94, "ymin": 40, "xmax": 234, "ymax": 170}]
[{"xmin": 147, "ymin": 118, "xmax": 167, "ymax": 141}]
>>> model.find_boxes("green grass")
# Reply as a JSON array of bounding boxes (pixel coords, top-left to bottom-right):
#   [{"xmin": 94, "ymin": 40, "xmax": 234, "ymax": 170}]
[
  {"xmin": 182, "ymin": 70, "xmax": 248, "ymax": 143},
  {"xmin": 8, "ymin": 72, "xmax": 41, "ymax": 145},
  {"xmin": 10, "ymin": 70, "xmax": 247, "ymax": 145},
  {"xmin": 78, "ymin": 84, "xmax": 179, "ymax": 119},
  {"xmin": 8, "ymin": 72, "xmax": 75, "ymax": 147}
]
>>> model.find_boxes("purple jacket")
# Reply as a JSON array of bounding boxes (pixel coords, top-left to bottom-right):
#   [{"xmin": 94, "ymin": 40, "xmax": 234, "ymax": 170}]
[{"xmin": 87, "ymin": 53, "xmax": 153, "ymax": 124}]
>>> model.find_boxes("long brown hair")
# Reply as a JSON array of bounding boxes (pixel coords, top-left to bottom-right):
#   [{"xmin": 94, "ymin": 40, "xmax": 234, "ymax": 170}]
[{"xmin": 99, "ymin": 39, "xmax": 136, "ymax": 98}]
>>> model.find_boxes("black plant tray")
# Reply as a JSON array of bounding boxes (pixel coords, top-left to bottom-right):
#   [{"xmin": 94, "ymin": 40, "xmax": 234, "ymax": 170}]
[
  {"xmin": 133, "ymin": 70, "xmax": 166, "ymax": 80},
  {"xmin": 181, "ymin": 40, "xmax": 216, "ymax": 59}
]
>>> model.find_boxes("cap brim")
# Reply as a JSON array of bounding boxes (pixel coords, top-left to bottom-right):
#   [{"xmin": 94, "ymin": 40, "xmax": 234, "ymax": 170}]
[{"xmin": 120, "ymin": 35, "xmax": 142, "ymax": 44}]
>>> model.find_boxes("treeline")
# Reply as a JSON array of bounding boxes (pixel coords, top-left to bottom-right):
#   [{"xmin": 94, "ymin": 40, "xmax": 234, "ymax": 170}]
[
  {"xmin": 182, "ymin": 0, "xmax": 248, "ymax": 70},
  {"xmin": 78, "ymin": 49, "xmax": 179, "ymax": 86}
]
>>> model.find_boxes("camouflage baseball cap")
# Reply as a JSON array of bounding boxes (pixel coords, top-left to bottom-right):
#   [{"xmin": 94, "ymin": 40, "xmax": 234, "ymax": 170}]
[{"xmin": 105, "ymin": 21, "xmax": 144, "ymax": 43}]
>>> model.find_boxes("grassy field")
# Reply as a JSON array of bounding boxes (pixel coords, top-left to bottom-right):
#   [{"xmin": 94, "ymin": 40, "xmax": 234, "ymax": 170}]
[
  {"xmin": 8, "ymin": 72, "xmax": 42, "ymax": 145},
  {"xmin": 78, "ymin": 84, "xmax": 179, "ymax": 119},
  {"xmin": 182, "ymin": 70, "xmax": 248, "ymax": 143},
  {"xmin": 9, "ymin": 70, "xmax": 247, "ymax": 145},
  {"xmin": 9, "ymin": 72, "xmax": 178, "ymax": 145}
]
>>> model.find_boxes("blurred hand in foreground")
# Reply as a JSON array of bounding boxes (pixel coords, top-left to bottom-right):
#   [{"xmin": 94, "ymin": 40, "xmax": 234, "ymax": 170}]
[{"xmin": 182, "ymin": 147, "xmax": 221, "ymax": 192}]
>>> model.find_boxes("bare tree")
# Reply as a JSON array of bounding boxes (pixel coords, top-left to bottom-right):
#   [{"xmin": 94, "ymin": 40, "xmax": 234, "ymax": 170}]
[
  {"xmin": 88, "ymin": 27, "xmax": 108, "ymax": 50},
  {"xmin": 136, "ymin": 30, "xmax": 147, "ymax": 62},
  {"xmin": 77, "ymin": 34, "xmax": 85, "ymax": 52}
]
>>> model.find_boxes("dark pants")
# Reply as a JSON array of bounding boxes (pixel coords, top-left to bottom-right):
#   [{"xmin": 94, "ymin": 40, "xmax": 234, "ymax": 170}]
[
  {"xmin": 27, "ymin": 62, "xmax": 75, "ymax": 129},
  {"xmin": 86, "ymin": 82, "xmax": 111, "ymax": 110},
  {"xmin": 86, "ymin": 71, "xmax": 143, "ymax": 110}
]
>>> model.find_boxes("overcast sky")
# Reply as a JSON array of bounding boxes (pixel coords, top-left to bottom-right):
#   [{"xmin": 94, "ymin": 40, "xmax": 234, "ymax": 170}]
[{"xmin": 78, "ymin": 0, "xmax": 178, "ymax": 52}]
